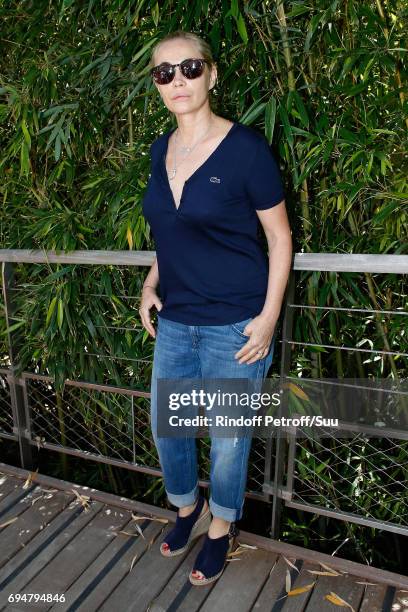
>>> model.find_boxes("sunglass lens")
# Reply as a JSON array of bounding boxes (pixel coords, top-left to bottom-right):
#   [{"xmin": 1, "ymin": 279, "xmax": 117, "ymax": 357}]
[
  {"xmin": 181, "ymin": 59, "xmax": 205, "ymax": 79},
  {"xmin": 152, "ymin": 64, "xmax": 174, "ymax": 84}
]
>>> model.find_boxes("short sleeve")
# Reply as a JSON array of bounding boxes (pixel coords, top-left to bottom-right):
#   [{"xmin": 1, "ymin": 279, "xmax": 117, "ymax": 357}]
[{"xmin": 245, "ymin": 136, "xmax": 285, "ymax": 210}]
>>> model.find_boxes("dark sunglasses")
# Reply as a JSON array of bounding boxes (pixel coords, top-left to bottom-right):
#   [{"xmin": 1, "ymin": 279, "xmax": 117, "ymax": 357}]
[{"xmin": 150, "ymin": 58, "xmax": 211, "ymax": 85}]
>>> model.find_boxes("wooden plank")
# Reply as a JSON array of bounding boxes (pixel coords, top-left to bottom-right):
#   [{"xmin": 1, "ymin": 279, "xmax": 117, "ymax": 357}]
[
  {"xmin": 199, "ymin": 546, "xmax": 277, "ymax": 612},
  {"xmin": 390, "ymin": 587, "xmax": 408, "ymax": 612},
  {"xmin": 0, "ymin": 473, "xmax": 26, "ymax": 504},
  {"xmin": 293, "ymin": 253, "xmax": 408, "ymax": 274},
  {"xmin": 253, "ymin": 555, "xmax": 300, "ymax": 610},
  {"xmin": 0, "ymin": 463, "xmax": 175, "ymax": 523},
  {"xmin": 49, "ymin": 517, "xmax": 165, "ymax": 611},
  {"xmin": 275, "ymin": 559, "xmax": 322, "ymax": 611},
  {"xmin": 358, "ymin": 582, "xmax": 389, "ymax": 611},
  {"xmin": 1, "ymin": 463, "xmax": 408, "ymax": 593},
  {"xmin": 304, "ymin": 572, "xmax": 365, "ymax": 611},
  {"xmin": 0, "ymin": 488, "xmax": 73, "ymax": 569},
  {"xmin": 0, "ymin": 500, "xmax": 103, "ymax": 608},
  {"xmin": 0, "ymin": 249, "xmax": 155, "ymax": 267},
  {"xmin": 148, "ymin": 537, "xmax": 217, "ymax": 612},
  {"xmin": 237, "ymin": 532, "xmax": 408, "ymax": 590},
  {"xmin": 0, "ymin": 250, "xmax": 407, "ymax": 274},
  {"xmin": 13, "ymin": 503, "xmax": 133, "ymax": 610},
  {"xmin": 0, "ymin": 481, "xmax": 39, "ymax": 528},
  {"xmin": 97, "ymin": 523, "xmax": 198, "ymax": 612}
]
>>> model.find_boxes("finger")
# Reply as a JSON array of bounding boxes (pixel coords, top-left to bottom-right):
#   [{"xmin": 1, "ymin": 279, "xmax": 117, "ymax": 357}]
[
  {"xmin": 243, "ymin": 353, "xmax": 264, "ymax": 365},
  {"xmin": 248, "ymin": 346, "xmax": 270, "ymax": 364},
  {"xmin": 237, "ymin": 346, "xmax": 267, "ymax": 365},
  {"xmin": 235, "ymin": 344, "xmax": 259, "ymax": 363},
  {"xmin": 236, "ymin": 338, "xmax": 270, "ymax": 359},
  {"xmin": 235, "ymin": 341, "xmax": 263, "ymax": 360},
  {"xmin": 154, "ymin": 299, "xmax": 163, "ymax": 312},
  {"xmin": 139, "ymin": 308, "xmax": 156, "ymax": 338},
  {"xmin": 234, "ymin": 340, "xmax": 253, "ymax": 360}
]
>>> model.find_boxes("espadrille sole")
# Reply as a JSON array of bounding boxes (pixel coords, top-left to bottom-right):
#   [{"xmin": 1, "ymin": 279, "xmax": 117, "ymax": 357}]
[
  {"xmin": 160, "ymin": 506, "xmax": 211, "ymax": 557},
  {"xmin": 188, "ymin": 533, "xmax": 237, "ymax": 585}
]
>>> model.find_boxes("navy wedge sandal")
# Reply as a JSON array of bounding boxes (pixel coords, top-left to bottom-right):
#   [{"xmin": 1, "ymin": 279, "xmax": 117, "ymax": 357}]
[
  {"xmin": 160, "ymin": 495, "xmax": 211, "ymax": 557},
  {"xmin": 189, "ymin": 522, "xmax": 240, "ymax": 585}
]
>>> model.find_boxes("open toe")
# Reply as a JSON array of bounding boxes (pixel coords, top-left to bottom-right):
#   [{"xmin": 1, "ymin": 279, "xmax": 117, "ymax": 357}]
[
  {"xmin": 160, "ymin": 495, "xmax": 211, "ymax": 557},
  {"xmin": 189, "ymin": 523, "xmax": 239, "ymax": 585}
]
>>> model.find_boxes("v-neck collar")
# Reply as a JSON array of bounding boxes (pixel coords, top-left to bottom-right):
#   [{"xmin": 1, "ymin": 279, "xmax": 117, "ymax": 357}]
[{"xmin": 161, "ymin": 121, "xmax": 239, "ymax": 213}]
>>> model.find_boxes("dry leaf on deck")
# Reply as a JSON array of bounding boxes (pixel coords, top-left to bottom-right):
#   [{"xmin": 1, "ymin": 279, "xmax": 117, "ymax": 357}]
[
  {"xmin": 23, "ymin": 468, "xmax": 39, "ymax": 489},
  {"xmin": 71, "ymin": 489, "xmax": 90, "ymax": 511},
  {"xmin": 131, "ymin": 513, "xmax": 168, "ymax": 524},
  {"xmin": 129, "ymin": 552, "xmax": 138, "ymax": 571},
  {"xmin": 325, "ymin": 591, "xmax": 355, "ymax": 611},
  {"xmin": 285, "ymin": 568, "xmax": 292, "ymax": 593},
  {"xmin": 308, "ymin": 570, "xmax": 339, "ymax": 576},
  {"xmin": 133, "ymin": 522, "xmax": 145, "ymax": 539},
  {"xmin": 283, "ymin": 556, "xmax": 299, "ymax": 572},
  {"xmin": 0, "ymin": 516, "xmax": 18, "ymax": 528},
  {"xmin": 30, "ymin": 495, "xmax": 45, "ymax": 506},
  {"xmin": 287, "ymin": 582, "xmax": 315, "ymax": 596},
  {"xmin": 319, "ymin": 562, "xmax": 341, "ymax": 575}
]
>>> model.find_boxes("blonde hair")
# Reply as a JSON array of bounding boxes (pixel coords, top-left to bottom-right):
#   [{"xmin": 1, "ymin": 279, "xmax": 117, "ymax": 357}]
[{"xmin": 148, "ymin": 30, "xmax": 215, "ymax": 71}]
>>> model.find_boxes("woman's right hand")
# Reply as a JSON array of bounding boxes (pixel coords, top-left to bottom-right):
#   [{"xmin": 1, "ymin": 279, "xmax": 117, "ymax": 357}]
[{"xmin": 138, "ymin": 287, "xmax": 162, "ymax": 338}]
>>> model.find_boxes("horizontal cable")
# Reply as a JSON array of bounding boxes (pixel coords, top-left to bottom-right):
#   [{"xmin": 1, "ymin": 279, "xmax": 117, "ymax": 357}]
[
  {"xmin": 288, "ymin": 303, "xmax": 408, "ymax": 316},
  {"xmin": 284, "ymin": 340, "xmax": 407, "ymax": 357}
]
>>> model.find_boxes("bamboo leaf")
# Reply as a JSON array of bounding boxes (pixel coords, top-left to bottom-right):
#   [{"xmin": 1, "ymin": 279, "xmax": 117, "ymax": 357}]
[
  {"xmin": 265, "ymin": 96, "xmax": 277, "ymax": 144},
  {"xmin": 46, "ymin": 297, "xmax": 57, "ymax": 326},
  {"xmin": 236, "ymin": 13, "xmax": 248, "ymax": 44},
  {"xmin": 127, "ymin": 225, "xmax": 133, "ymax": 249},
  {"xmin": 57, "ymin": 298, "xmax": 64, "ymax": 329},
  {"xmin": 0, "ymin": 320, "xmax": 26, "ymax": 336},
  {"xmin": 325, "ymin": 592, "xmax": 355, "ymax": 610},
  {"xmin": 151, "ymin": 2, "xmax": 159, "ymax": 27},
  {"xmin": 55, "ymin": 134, "xmax": 61, "ymax": 162},
  {"xmin": 240, "ymin": 101, "xmax": 267, "ymax": 125},
  {"xmin": 287, "ymin": 582, "xmax": 315, "ymax": 595},
  {"xmin": 20, "ymin": 141, "xmax": 30, "ymax": 175},
  {"xmin": 21, "ymin": 119, "xmax": 31, "ymax": 148}
]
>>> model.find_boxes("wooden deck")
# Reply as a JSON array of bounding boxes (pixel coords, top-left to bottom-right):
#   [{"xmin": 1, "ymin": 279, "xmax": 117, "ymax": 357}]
[{"xmin": 0, "ymin": 463, "xmax": 407, "ymax": 612}]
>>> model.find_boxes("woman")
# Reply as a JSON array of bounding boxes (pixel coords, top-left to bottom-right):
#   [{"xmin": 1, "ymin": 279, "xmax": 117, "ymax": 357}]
[{"xmin": 140, "ymin": 30, "xmax": 292, "ymax": 586}]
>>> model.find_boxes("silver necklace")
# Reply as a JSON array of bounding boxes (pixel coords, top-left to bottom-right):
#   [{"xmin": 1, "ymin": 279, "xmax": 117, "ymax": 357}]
[{"xmin": 167, "ymin": 120, "xmax": 213, "ymax": 181}]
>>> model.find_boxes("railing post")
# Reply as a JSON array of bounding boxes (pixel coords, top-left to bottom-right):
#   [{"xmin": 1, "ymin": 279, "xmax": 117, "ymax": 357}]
[
  {"xmin": 270, "ymin": 268, "xmax": 296, "ymax": 539},
  {"xmin": 2, "ymin": 262, "xmax": 33, "ymax": 469}
]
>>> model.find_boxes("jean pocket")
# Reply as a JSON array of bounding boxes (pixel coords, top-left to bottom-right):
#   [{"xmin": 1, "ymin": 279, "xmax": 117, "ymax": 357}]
[{"xmin": 230, "ymin": 316, "xmax": 254, "ymax": 339}]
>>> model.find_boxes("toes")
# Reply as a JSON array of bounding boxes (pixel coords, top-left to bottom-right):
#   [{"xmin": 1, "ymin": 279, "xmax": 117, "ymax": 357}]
[{"xmin": 192, "ymin": 570, "xmax": 205, "ymax": 580}]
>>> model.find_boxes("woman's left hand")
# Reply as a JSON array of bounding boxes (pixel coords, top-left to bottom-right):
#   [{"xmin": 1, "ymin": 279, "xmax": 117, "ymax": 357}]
[{"xmin": 234, "ymin": 314, "xmax": 277, "ymax": 365}]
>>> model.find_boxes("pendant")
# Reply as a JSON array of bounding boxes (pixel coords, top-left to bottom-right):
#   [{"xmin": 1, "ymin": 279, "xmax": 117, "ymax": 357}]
[
  {"xmin": 168, "ymin": 169, "xmax": 176, "ymax": 180},
  {"xmin": 180, "ymin": 146, "xmax": 191, "ymax": 153}
]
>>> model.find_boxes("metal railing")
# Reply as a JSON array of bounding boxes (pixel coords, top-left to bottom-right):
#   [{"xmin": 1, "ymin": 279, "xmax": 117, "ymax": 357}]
[
  {"xmin": 266, "ymin": 254, "xmax": 408, "ymax": 538},
  {"xmin": 0, "ymin": 250, "xmax": 407, "ymax": 539}
]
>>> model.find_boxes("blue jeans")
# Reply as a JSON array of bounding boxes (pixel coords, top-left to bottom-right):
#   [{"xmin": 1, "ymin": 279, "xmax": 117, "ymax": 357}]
[{"xmin": 150, "ymin": 314, "xmax": 275, "ymax": 522}]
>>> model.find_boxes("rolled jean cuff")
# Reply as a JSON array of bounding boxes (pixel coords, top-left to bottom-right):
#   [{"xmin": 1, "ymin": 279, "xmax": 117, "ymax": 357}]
[
  {"xmin": 166, "ymin": 481, "xmax": 199, "ymax": 508},
  {"xmin": 209, "ymin": 496, "xmax": 243, "ymax": 522}
]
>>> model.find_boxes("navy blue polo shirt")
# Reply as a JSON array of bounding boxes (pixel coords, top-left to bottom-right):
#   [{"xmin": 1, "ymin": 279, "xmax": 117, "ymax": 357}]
[{"xmin": 141, "ymin": 121, "xmax": 285, "ymax": 325}]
